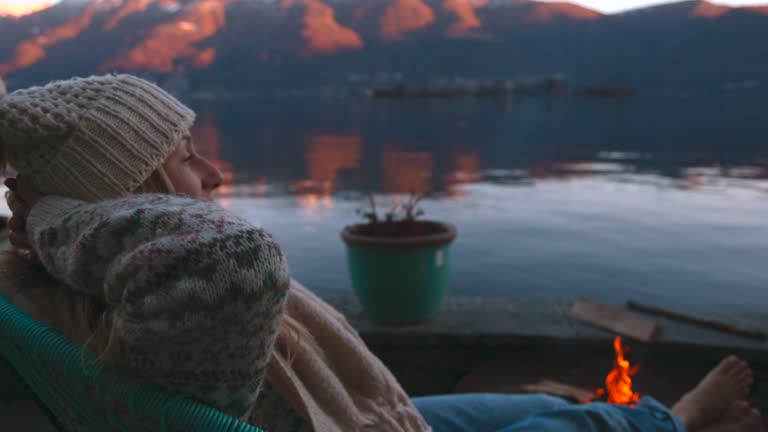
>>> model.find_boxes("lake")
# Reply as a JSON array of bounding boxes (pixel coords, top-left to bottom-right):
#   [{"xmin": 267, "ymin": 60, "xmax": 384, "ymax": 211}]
[
  {"xmin": 201, "ymin": 88, "xmax": 768, "ymax": 314},
  {"xmin": 14, "ymin": 90, "xmax": 768, "ymax": 314}
]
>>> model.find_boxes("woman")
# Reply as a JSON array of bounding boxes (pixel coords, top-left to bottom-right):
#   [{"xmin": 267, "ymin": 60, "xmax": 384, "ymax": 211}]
[{"xmin": 0, "ymin": 74, "xmax": 761, "ymax": 432}]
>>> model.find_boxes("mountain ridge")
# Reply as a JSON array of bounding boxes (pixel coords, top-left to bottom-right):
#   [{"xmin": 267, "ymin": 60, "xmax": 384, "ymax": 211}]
[{"xmin": 1, "ymin": 0, "xmax": 767, "ymax": 95}]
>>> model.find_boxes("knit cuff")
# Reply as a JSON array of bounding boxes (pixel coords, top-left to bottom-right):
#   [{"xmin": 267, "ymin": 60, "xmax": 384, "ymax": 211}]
[{"xmin": 27, "ymin": 196, "xmax": 85, "ymax": 237}]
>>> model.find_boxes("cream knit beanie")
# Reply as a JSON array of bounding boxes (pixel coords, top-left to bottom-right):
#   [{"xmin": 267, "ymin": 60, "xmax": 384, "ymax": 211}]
[{"xmin": 0, "ymin": 74, "xmax": 195, "ymax": 201}]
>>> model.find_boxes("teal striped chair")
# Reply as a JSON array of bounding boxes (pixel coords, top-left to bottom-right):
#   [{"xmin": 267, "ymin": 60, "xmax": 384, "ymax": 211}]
[{"xmin": 0, "ymin": 293, "xmax": 266, "ymax": 432}]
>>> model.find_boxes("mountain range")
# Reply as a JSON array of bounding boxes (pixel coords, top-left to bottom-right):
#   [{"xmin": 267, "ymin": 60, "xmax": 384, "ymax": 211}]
[{"xmin": 1, "ymin": 0, "xmax": 767, "ymax": 95}]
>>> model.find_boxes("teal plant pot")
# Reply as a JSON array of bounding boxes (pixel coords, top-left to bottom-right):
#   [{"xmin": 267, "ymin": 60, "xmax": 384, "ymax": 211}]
[{"xmin": 341, "ymin": 222, "xmax": 457, "ymax": 324}]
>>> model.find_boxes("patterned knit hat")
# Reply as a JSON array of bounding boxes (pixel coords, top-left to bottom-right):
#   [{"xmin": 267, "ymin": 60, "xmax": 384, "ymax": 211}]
[{"xmin": 0, "ymin": 74, "xmax": 195, "ymax": 201}]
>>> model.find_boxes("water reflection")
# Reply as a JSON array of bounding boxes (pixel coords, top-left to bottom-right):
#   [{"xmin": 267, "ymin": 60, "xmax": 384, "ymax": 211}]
[
  {"xmin": 298, "ymin": 193, "xmax": 334, "ymax": 217},
  {"xmin": 450, "ymin": 151, "xmax": 481, "ymax": 184},
  {"xmin": 195, "ymin": 120, "xmax": 768, "ymax": 198},
  {"xmin": 292, "ymin": 132, "xmax": 361, "ymax": 213},
  {"xmin": 167, "ymin": 97, "xmax": 768, "ymax": 310},
  {"xmin": 304, "ymin": 132, "xmax": 362, "ymax": 187},
  {"xmin": 191, "ymin": 113, "xmax": 236, "ymax": 206},
  {"xmin": 446, "ymin": 149, "xmax": 481, "ymax": 196},
  {"xmin": 0, "ymin": 95, "xmax": 763, "ymax": 311},
  {"xmin": 381, "ymin": 148, "xmax": 434, "ymax": 194},
  {"xmin": 189, "ymin": 94, "xmax": 768, "ymax": 199}
]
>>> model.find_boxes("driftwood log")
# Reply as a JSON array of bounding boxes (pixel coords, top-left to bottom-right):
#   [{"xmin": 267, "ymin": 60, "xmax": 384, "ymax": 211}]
[{"xmin": 627, "ymin": 301, "xmax": 766, "ymax": 341}]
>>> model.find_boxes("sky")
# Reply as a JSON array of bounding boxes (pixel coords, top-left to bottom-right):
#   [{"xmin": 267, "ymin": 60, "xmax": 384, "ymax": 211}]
[
  {"xmin": 4, "ymin": 0, "xmax": 768, "ymax": 15},
  {"xmin": 541, "ymin": 0, "xmax": 768, "ymax": 14}
]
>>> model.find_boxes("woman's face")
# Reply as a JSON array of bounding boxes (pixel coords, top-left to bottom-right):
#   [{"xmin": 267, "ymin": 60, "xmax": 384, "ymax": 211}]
[{"xmin": 162, "ymin": 134, "xmax": 223, "ymax": 200}]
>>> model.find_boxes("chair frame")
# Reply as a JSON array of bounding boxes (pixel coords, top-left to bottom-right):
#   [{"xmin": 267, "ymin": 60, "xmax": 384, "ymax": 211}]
[{"xmin": 0, "ymin": 294, "xmax": 266, "ymax": 432}]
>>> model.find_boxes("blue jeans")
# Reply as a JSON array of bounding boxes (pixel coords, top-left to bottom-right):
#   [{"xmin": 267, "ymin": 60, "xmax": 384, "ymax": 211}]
[{"xmin": 412, "ymin": 393, "xmax": 686, "ymax": 432}]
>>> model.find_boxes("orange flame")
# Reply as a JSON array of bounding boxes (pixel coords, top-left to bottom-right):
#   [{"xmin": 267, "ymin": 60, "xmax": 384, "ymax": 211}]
[
  {"xmin": 442, "ymin": 0, "xmax": 487, "ymax": 37},
  {"xmin": 299, "ymin": 0, "xmax": 363, "ymax": 56},
  {"xmin": 604, "ymin": 336, "xmax": 640, "ymax": 406},
  {"xmin": 381, "ymin": 0, "xmax": 435, "ymax": 41},
  {"xmin": 0, "ymin": 1, "xmax": 56, "ymax": 18},
  {"xmin": 0, "ymin": 2, "xmax": 99, "ymax": 76},
  {"xmin": 100, "ymin": 0, "xmax": 227, "ymax": 73}
]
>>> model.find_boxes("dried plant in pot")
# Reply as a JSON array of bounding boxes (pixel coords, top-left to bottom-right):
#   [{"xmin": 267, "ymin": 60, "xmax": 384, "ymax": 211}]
[{"xmin": 341, "ymin": 194, "xmax": 458, "ymax": 323}]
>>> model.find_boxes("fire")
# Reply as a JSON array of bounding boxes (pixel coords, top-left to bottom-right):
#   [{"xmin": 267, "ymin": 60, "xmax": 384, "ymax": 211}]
[
  {"xmin": 442, "ymin": 0, "xmax": 487, "ymax": 37},
  {"xmin": 0, "ymin": 1, "xmax": 56, "ymax": 18},
  {"xmin": 100, "ymin": 0, "xmax": 228, "ymax": 73},
  {"xmin": 604, "ymin": 336, "xmax": 640, "ymax": 406},
  {"xmin": 0, "ymin": 1, "xmax": 99, "ymax": 76},
  {"xmin": 380, "ymin": 0, "xmax": 435, "ymax": 41},
  {"xmin": 298, "ymin": 0, "xmax": 363, "ymax": 56}
]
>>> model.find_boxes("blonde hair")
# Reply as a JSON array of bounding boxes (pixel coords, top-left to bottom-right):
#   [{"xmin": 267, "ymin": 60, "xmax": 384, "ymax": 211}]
[{"xmin": 0, "ymin": 167, "xmax": 317, "ymax": 367}]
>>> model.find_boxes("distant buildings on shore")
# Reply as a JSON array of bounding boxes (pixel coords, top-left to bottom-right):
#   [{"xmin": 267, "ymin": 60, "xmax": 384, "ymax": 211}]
[{"xmin": 358, "ymin": 74, "xmax": 633, "ymax": 99}]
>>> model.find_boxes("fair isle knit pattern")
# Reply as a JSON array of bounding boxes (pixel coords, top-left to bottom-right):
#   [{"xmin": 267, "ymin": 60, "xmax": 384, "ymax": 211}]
[
  {"xmin": 0, "ymin": 75, "xmax": 194, "ymax": 201},
  {"xmin": 27, "ymin": 194, "xmax": 291, "ymax": 420}
]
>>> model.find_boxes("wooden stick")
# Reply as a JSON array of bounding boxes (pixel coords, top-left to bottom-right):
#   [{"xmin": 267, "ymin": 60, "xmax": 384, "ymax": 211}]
[
  {"xmin": 627, "ymin": 301, "xmax": 766, "ymax": 341},
  {"xmin": 567, "ymin": 298, "xmax": 663, "ymax": 342}
]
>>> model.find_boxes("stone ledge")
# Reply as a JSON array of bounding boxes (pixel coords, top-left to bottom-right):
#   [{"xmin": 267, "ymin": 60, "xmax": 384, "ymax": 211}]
[{"xmin": 329, "ymin": 294, "xmax": 768, "ymax": 355}]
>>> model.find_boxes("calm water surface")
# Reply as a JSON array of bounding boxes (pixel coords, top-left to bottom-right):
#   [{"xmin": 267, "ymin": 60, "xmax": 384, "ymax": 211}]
[
  {"xmin": 16, "ymin": 92, "xmax": 768, "ymax": 314},
  {"xmin": 195, "ymin": 93, "xmax": 768, "ymax": 314}
]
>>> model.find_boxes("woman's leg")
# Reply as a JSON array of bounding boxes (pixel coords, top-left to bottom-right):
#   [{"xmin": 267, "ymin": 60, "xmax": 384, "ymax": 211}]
[
  {"xmin": 669, "ymin": 356, "xmax": 753, "ymax": 431},
  {"xmin": 496, "ymin": 355, "xmax": 754, "ymax": 432},
  {"xmin": 415, "ymin": 356, "xmax": 754, "ymax": 432},
  {"xmin": 494, "ymin": 396, "xmax": 684, "ymax": 432},
  {"xmin": 699, "ymin": 401, "xmax": 764, "ymax": 432},
  {"xmin": 412, "ymin": 393, "xmax": 570, "ymax": 432}
]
